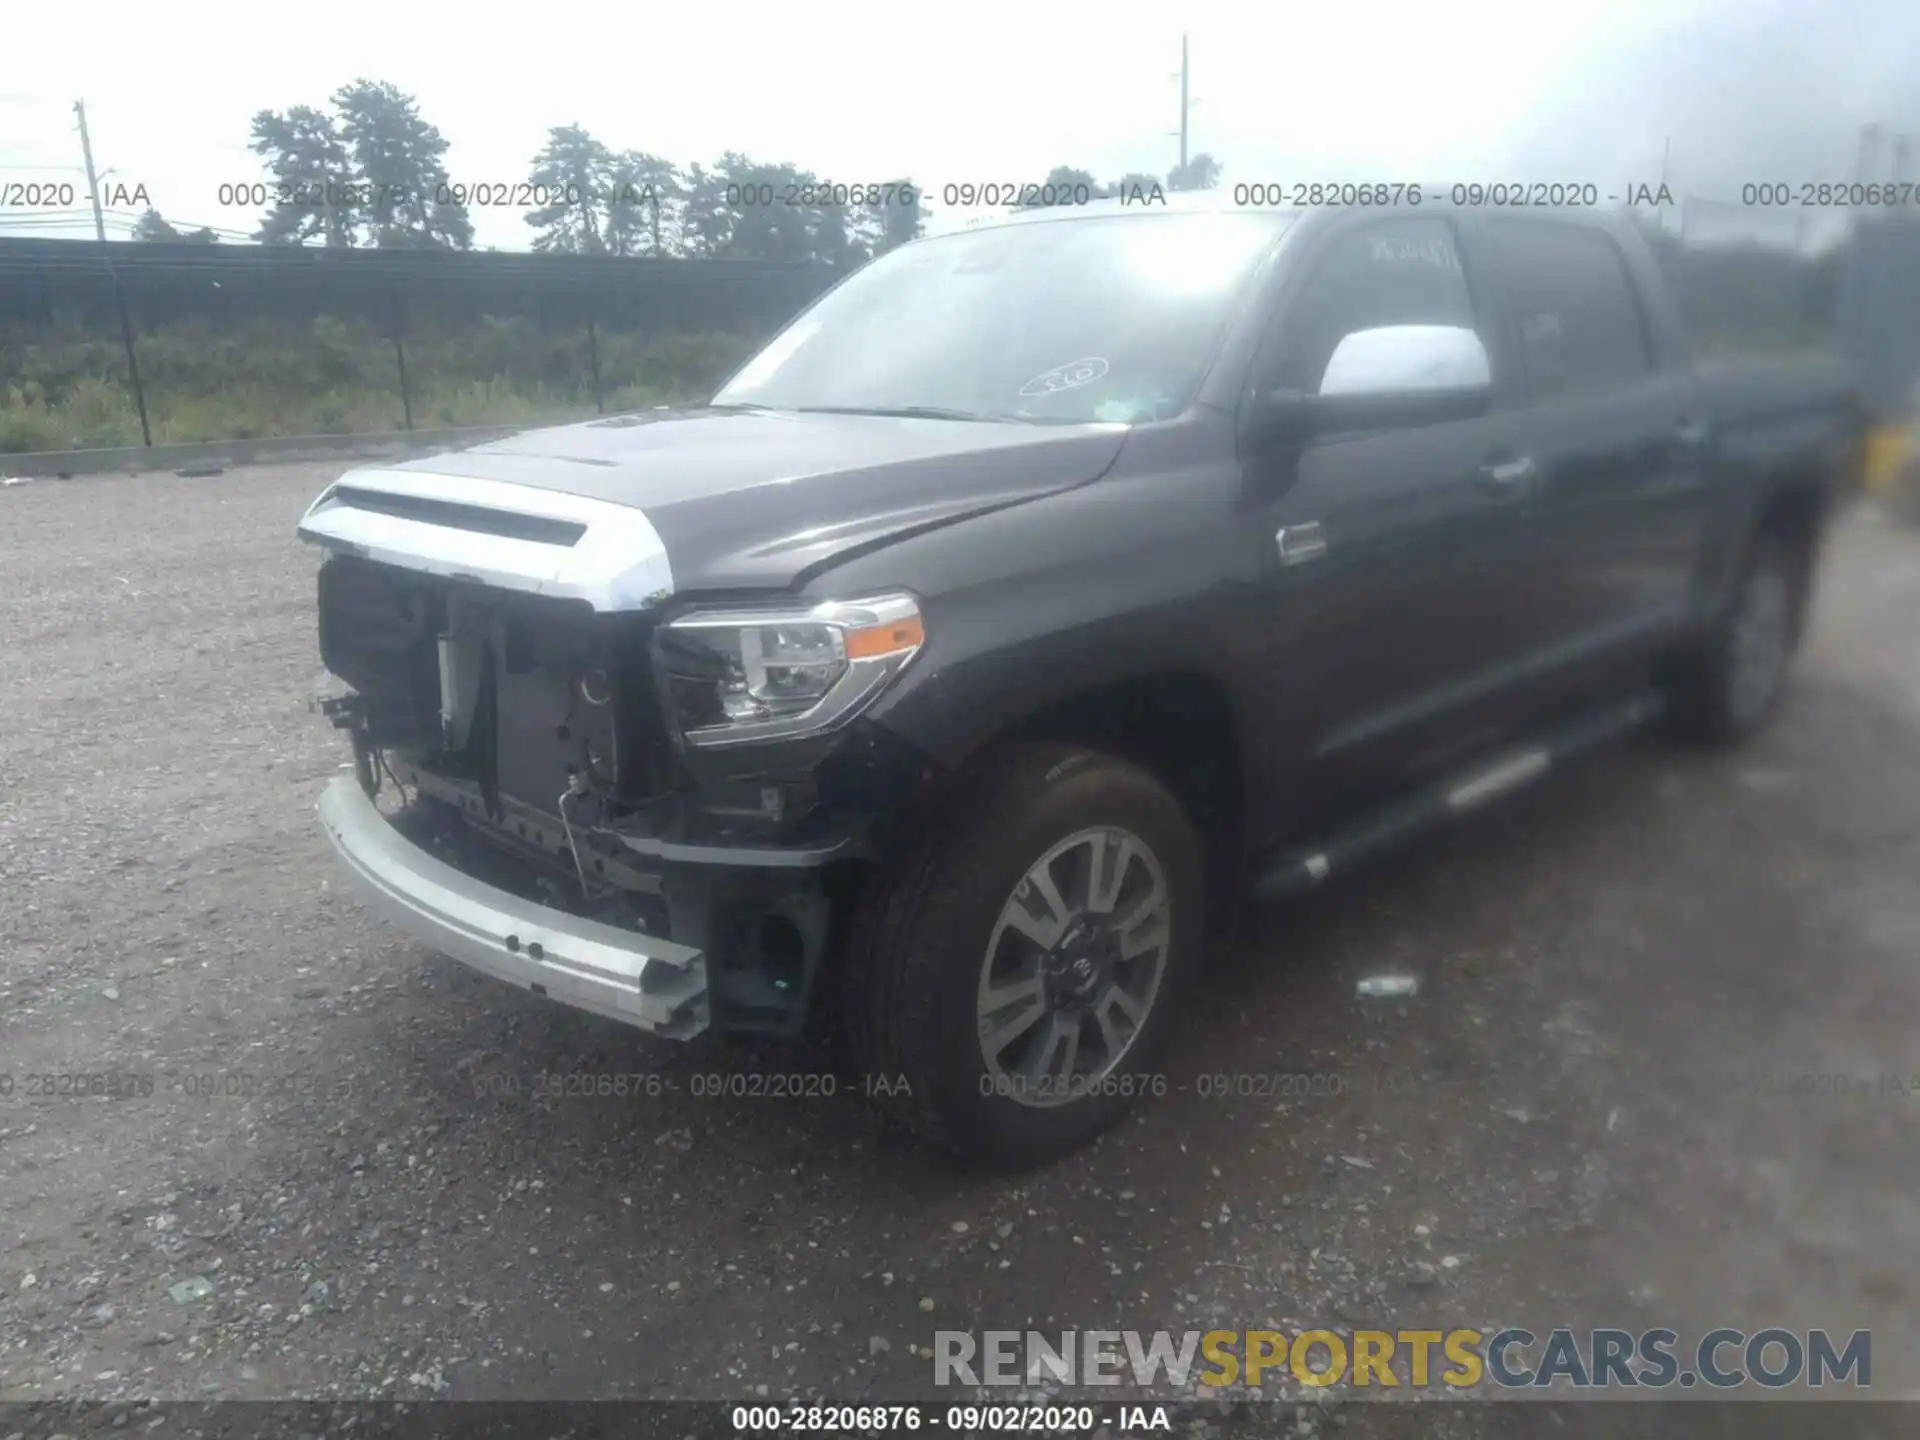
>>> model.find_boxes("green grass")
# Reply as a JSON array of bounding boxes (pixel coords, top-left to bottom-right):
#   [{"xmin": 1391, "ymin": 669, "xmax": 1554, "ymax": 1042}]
[{"xmin": 0, "ymin": 314, "xmax": 762, "ymax": 452}]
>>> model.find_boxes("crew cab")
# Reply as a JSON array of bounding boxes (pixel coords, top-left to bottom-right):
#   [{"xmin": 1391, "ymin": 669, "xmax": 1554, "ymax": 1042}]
[{"xmin": 298, "ymin": 194, "xmax": 1863, "ymax": 1165}]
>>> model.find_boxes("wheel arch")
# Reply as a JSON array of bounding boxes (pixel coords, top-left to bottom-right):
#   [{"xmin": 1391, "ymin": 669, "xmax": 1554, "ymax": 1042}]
[{"xmin": 953, "ymin": 669, "xmax": 1248, "ymax": 916}]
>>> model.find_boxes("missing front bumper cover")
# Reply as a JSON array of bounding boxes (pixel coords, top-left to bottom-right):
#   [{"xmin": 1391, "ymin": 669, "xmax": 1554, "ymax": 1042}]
[{"xmin": 317, "ymin": 776, "xmax": 709, "ymax": 1038}]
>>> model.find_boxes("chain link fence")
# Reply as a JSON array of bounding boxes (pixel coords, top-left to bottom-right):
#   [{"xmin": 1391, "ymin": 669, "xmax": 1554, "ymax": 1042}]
[{"xmin": 0, "ymin": 239, "xmax": 837, "ymax": 453}]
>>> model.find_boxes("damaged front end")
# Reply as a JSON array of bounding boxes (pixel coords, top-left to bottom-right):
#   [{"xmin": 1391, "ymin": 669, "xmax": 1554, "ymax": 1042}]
[{"xmin": 300, "ymin": 478, "xmax": 934, "ymax": 1041}]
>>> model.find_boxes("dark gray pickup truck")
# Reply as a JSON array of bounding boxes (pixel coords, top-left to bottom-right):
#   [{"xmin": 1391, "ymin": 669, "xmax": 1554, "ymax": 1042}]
[{"xmin": 298, "ymin": 195, "xmax": 1864, "ymax": 1165}]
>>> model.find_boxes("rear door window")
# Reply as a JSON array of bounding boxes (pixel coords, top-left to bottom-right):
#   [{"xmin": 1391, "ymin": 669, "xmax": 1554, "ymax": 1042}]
[{"xmin": 1485, "ymin": 218, "xmax": 1651, "ymax": 400}]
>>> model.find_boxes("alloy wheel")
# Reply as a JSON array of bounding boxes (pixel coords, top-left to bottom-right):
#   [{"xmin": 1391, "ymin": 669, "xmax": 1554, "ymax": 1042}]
[{"xmin": 975, "ymin": 826, "xmax": 1174, "ymax": 1109}]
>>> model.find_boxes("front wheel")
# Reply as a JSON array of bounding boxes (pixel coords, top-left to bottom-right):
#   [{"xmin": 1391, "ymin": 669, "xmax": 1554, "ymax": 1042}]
[{"xmin": 840, "ymin": 743, "xmax": 1204, "ymax": 1167}]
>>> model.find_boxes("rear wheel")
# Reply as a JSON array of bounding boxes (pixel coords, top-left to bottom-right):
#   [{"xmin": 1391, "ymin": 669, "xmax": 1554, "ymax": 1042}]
[
  {"xmin": 1891, "ymin": 453, "xmax": 1920, "ymax": 528},
  {"xmin": 1664, "ymin": 530, "xmax": 1805, "ymax": 743},
  {"xmin": 840, "ymin": 743, "xmax": 1204, "ymax": 1167}
]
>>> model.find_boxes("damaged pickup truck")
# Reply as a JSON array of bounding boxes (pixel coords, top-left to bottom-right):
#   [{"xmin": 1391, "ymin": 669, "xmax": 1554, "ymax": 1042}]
[{"xmin": 300, "ymin": 195, "xmax": 1863, "ymax": 1165}]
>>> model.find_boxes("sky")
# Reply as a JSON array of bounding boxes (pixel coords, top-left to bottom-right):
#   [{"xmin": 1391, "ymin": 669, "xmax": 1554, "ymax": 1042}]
[{"xmin": 3, "ymin": 0, "xmax": 1919, "ymax": 251}]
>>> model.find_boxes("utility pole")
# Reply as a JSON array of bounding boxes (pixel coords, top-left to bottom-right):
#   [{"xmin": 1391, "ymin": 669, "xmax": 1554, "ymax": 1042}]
[
  {"xmin": 1169, "ymin": 34, "xmax": 1192, "ymax": 173},
  {"xmin": 1657, "ymin": 136, "xmax": 1671, "ymax": 233},
  {"xmin": 1178, "ymin": 35, "xmax": 1190, "ymax": 169},
  {"xmin": 75, "ymin": 97, "xmax": 153, "ymax": 447},
  {"xmin": 73, "ymin": 99, "xmax": 109, "ymax": 243},
  {"xmin": 1853, "ymin": 123, "xmax": 1882, "ymax": 186}
]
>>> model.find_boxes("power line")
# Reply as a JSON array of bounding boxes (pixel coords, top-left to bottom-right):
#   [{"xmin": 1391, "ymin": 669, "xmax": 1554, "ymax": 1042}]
[{"xmin": 0, "ymin": 214, "xmax": 261, "ymax": 241}]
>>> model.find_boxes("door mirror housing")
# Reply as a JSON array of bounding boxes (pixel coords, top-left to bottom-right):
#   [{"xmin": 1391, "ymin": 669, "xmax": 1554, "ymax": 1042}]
[
  {"xmin": 1319, "ymin": 323, "xmax": 1491, "ymax": 397},
  {"xmin": 1251, "ymin": 324, "xmax": 1494, "ymax": 444}
]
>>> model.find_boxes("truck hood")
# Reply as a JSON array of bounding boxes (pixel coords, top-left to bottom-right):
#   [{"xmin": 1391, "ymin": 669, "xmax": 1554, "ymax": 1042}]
[{"xmin": 296, "ymin": 407, "xmax": 1128, "ymax": 608}]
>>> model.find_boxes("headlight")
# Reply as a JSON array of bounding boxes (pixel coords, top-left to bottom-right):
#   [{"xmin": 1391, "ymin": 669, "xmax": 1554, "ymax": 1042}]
[{"xmin": 657, "ymin": 594, "xmax": 925, "ymax": 748}]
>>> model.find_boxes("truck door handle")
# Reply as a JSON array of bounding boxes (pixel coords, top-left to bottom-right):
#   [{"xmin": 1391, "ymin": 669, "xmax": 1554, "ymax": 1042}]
[{"xmin": 1476, "ymin": 455, "xmax": 1536, "ymax": 495}]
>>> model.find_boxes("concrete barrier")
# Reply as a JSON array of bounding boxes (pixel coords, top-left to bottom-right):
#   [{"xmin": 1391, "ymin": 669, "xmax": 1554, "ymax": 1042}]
[{"xmin": 0, "ymin": 423, "xmax": 530, "ymax": 484}]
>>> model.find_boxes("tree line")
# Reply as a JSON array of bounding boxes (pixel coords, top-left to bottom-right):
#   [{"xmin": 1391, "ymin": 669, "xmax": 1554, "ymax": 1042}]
[{"xmin": 133, "ymin": 80, "xmax": 1222, "ymax": 264}]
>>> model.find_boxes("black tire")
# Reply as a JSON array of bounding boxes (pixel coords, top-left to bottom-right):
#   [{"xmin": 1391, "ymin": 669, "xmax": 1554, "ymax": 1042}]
[
  {"xmin": 840, "ymin": 743, "xmax": 1204, "ymax": 1168},
  {"xmin": 1663, "ymin": 528, "xmax": 1806, "ymax": 744}
]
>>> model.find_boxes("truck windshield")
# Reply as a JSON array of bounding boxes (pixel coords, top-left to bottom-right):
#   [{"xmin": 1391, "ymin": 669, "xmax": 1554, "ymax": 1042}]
[{"xmin": 711, "ymin": 211, "xmax": 1287, "ymax": 425}]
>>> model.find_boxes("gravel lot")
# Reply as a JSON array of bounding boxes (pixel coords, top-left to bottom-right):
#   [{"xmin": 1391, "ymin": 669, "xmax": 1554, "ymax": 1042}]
[{"xmin": 3, "ymin": 462, "xmax": 1919, "ymax": 1427}]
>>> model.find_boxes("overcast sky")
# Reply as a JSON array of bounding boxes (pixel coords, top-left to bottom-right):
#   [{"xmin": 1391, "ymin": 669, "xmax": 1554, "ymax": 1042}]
[{"xmin": 3, "ymin": 0, "xmax": 1918, "ymax": 249}]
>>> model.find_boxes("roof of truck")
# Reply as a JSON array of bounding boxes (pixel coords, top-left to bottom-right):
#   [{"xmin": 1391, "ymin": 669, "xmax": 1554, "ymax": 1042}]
[
  {"xmin": 964, "ymin": 189, "xmax": 1297, "ymax": 228},
  {"xmin": 964, "ymin": 187, "xmax": 1644, "ymax": 236}
]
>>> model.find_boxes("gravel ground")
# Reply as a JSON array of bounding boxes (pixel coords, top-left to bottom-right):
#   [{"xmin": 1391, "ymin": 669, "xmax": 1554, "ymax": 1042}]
[{"xmin": 3, "ymin": 463, "xmax": 1919, "ymax": 1429}]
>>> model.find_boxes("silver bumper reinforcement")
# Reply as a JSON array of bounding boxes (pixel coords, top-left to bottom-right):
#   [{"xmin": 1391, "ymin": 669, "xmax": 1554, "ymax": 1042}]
[{"xmin": 316, "ymin": 777, "xmax": 709, "ymax": 1038}]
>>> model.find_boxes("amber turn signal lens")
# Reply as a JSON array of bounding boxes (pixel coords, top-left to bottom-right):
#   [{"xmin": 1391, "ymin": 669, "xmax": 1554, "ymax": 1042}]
[{"xmin": 844, "ymin": 615, "xmax": 926, "ymax": 659}]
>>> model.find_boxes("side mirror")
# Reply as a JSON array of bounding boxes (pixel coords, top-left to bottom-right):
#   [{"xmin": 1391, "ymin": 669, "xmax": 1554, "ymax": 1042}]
[
  {"xmin": 1252, "ymin": 325, "xmax": 1494, "ymax": 444},
  {"xmin": 1319, "ymin": 324, "xmax": 1491, "ymax": 398}
]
